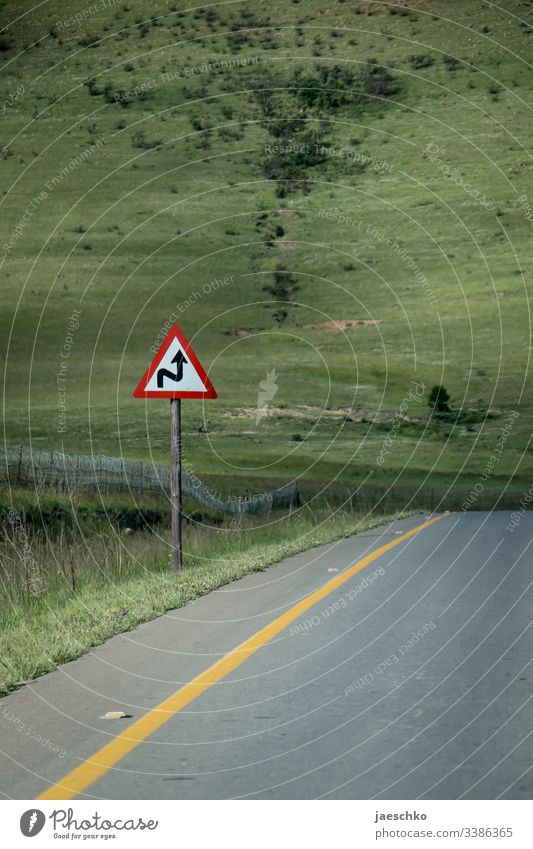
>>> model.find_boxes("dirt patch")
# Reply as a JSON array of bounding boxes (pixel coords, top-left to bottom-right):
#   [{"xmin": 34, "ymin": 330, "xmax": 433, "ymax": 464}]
[
  {"xmin": 302, "ymin": 319, "xmax": 382, "ymax": 330},
  {"xmin": 225, "ymin": 328, "xmax": 253, "ymax": 337},
  {"xmin": 226, "ymin": 405, "xmax": 344, "ymax": 422},
  {"xmin": 225, "ymin": 404, "xmax": 419, "ymax": 425}
]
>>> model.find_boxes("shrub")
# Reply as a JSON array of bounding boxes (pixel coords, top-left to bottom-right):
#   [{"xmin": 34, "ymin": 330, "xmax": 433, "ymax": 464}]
[
  {"xmin": 409, "ymin": 54, "xmax": 435, "ymax": 70},
  {"xmin": 361, "ymin": 58, "xmax": 400, "ymax": 98},
  {"xmin": 263, "ymin": 266, "xmax": 300, "ymax": 301},
  {"xmin": 84, "ymin": 77, "xmax": 103, "ymax": 97},
  {"xmin": 273, "ymin": 309, "xmax": 288, "ymax": 325},
  {"xmin": 190, "ymin": 113, "xmax": 211, "ymax": 132},
  {"xmin": 428, "ymin": 385, "xmax": 451, "ymax": 413},
  {"xmin": 112, "ymin": 88, "xmax": 133, "ymax": 107},
  {"xmin": 103, "ymin": 82, "xmax": 117, "ymax": 104},
  {"xmin": 249, "ymin": 60, "xmax": 401, "ymax": 197},
  {"xmin": 442, "ymin": 55, "xmax": 460, "ymax": 71},
  {"xmin": 263, "ymin": 125, "xmax": 327, "ymax": 195},
  {"xmin": 293, "ymin": 64, "xmax": 357, "ymax": 110},
  {"xmin": 78, "ymin": 33, "xmax": 100, "ymax": 48},
  {"xmin": 132, "ymin": 131, "xmax": 163, "ymax": 150}
]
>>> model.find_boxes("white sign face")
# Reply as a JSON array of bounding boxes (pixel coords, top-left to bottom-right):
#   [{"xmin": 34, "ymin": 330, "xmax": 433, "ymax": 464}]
[
  {"xmin": 145, "ymin": 337, "xmax": 207, "ymax": 393},
  {"xmin": 134, "ymin": 324, "xmax": 217, "ymax": 399}
]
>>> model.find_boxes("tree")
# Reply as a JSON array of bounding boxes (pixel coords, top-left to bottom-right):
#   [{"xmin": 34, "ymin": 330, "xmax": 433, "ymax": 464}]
[
  {"xmin": 293, "ymin": 64, "xmax": 357, "ymax": 110},
  {"xmin": 428, "ymin": 384, "xmax": 451, "ymax": 413},
  {"xmin": 360, "ymin": 58, "xmax": 401, "ymax": 98}
]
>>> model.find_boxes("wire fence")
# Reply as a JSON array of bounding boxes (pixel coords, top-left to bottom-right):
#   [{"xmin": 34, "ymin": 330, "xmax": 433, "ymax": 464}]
[
  {"xmin": 0, "ymin": 446, "xmax": 299, "ymax": 516},
  {"xmin": 0, "ymin": 446, "xmax": 525, "ymax": 517}
]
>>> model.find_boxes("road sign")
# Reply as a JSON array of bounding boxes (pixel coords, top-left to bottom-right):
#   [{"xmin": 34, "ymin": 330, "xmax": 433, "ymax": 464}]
[
  {"xmin": 133, "ymin": 324, "xmax": 217, "ymax": 399},
  {"xmin": 134, "ymin": 324, "xmax": 217, "ymax": 571}
]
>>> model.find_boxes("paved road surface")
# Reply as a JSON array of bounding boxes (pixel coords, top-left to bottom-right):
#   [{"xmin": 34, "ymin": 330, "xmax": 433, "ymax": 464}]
[{"xmin": 0, "ymin": 511, "xmax": 531, "ymax": 799}]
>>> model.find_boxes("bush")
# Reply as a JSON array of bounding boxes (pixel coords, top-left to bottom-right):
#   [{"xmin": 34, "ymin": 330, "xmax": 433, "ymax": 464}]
[
  {"xmin": 263, "ymin": 266, "xmax": 300, "ymax": 301},
  {"xmin": 112, "ymin": 89, "xmax": 133, "ymax": 107},
  {"xmin": 360, "ymin": 58, "xmax": 400, "ymax": 98},
  {"xmin": 132, "ymin": 131, "xmax": 163, "ymax": 150},
  {"xmin": 263, "ymin": 125, "xmax": 328, "ymax": 195},
  {"xmin": 442, "ymin": 55, "xmax": 460, "ymax": 71},
  {"xmin": 190, "ymin": 112, "xmax": 211, "ymax": 132},
  {"xmin": 428, "ymin": 385, "xmax": 451, "ymax": 413},
  {"xmin": 409, "ymin": 54, "xmax": 435, "ymax": 70},
  {"xmin": 249, "ymin": 60, "xmax": 401, "ymax": 197},
  {"xmin": 103, "ymin": 82, "xmax": 117, "ymax": 104},
  {"xmin": 84, "ymin": 77, "xmax": 103, "ymax": 97},
  {"xmin": 78, "ymin": 33, "xmax": 100, "ymax": 48},
  {"xmin": 293, "ymin": 64, "xmax": 357, "ymax": 110},
  {"xmin": 273, "ymin": 309, "xmax": 288, "ymax": 325}
]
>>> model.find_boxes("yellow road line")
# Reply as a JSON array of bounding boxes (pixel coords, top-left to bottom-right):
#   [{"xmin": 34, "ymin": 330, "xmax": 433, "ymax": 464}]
[{"xmin": 38, "ymin": 513, "xmax": 446, "ymax": 800}]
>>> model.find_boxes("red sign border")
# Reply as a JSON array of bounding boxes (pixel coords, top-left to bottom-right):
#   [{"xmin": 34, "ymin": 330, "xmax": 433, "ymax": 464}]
[{"xmin": 133, "ymin": 324, "xmax": 217, "ymax": 399}]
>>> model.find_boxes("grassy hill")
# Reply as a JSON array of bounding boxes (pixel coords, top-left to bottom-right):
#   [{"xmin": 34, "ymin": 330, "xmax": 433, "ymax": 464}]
[{"xmin": 1, "ymin": 0, "xmax": 531, "ymax": 496}]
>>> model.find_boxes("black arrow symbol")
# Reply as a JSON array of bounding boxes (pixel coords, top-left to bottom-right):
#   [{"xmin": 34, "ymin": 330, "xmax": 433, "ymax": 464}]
[{"xmin": 157, "ymin": 350, "xmax": 188, "ymax": 388}]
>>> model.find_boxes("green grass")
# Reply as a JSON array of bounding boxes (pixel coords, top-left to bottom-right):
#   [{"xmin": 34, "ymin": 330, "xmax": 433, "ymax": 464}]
[
  {"xmin": 0, "ymin": 1, "xmax": 529, "ymax": 694},
  {"xmin": 0, "ymin": 503, "xmax": 408, "ymax": 695},
  {"xmin": 0, "ymin": 0, "xmax": 531, "ymax": 494}
]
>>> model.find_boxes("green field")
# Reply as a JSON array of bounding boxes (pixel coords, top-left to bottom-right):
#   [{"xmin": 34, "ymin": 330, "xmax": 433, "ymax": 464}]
[{"xmin": 1, "ymin": 0, "xmax": 531, "ymax": 496}]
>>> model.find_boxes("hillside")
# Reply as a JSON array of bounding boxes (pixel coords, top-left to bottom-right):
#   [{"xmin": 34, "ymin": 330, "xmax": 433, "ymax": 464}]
[{"xmin": 0, "ymin": 0, "xmax": 531, "ymax": 495}]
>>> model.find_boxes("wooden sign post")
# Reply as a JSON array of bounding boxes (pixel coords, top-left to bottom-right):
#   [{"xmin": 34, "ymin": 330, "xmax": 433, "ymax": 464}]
[
  {"xmin": 170, "ymin": 398, "xmax": 183, "ymax": 571},
  {"xmin": 134, "ymin": 324, "xmax": 217, "ymax": 571}
]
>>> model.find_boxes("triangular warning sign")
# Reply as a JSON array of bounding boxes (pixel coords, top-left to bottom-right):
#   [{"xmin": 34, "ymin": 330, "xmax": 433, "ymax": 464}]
[{"xmin": 133, "ymin": 324, "xmax": 217, "ymax": 399}]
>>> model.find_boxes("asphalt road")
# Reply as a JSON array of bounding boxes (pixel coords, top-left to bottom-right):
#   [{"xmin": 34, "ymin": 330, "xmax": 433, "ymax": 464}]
[{"xmin": 0, "ymin": 510, "xmax": 531, "ymax": 800}]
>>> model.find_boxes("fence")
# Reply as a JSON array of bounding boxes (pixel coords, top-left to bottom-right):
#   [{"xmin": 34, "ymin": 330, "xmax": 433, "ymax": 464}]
[
  {"xmin": 298, "ymin": 479, "xmax": 527, "ymax": 514},
  {"xmin": 0, "ymin": 446, "xmax": 524, "ymax": 517},
  {"xmin": 0, "ymin": 446, "xmax": 299, "ymax": 516}
]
